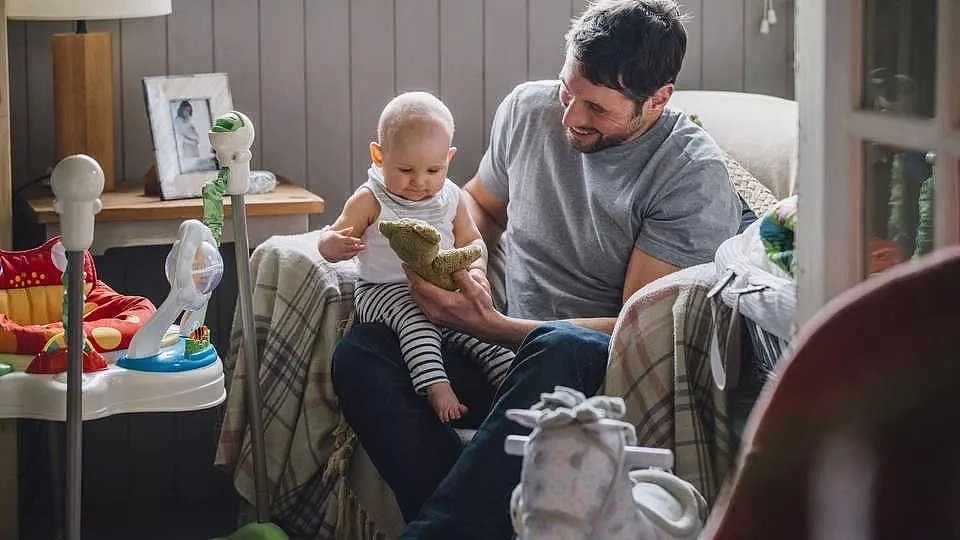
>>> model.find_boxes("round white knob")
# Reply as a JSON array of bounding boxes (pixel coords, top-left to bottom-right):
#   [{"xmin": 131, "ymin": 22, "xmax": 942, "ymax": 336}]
[
  {"xmin": 208, "ymin": 111, "xmax": 256, "ymax": 195},
  {"xmin": 51, "ymin": 154, "xmax": 104, "ymax": 251}
]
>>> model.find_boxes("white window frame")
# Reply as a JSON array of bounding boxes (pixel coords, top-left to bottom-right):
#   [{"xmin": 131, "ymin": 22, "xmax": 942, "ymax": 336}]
[{"xmin": 796, "ymin": 0, "xmax": 959, "ymax": 324}]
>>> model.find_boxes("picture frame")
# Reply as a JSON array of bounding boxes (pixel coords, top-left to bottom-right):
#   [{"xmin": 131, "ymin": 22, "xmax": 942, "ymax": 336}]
[{"xmin": 142, "ymin": 73, "xmax": 234, "ymax": 200}]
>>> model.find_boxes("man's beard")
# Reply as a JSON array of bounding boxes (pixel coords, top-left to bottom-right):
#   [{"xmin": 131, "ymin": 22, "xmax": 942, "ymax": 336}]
[{"xmin": 565, "ymin": 117, "xmax": 646, "ymax": 153}]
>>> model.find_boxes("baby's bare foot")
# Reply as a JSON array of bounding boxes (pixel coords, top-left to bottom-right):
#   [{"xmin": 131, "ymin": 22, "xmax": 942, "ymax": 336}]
[{"xmin": 426, "ymin": 382, "xmax": 469, "ymax": 423}]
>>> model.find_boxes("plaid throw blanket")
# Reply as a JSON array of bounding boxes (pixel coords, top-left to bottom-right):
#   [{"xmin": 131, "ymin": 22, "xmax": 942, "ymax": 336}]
[
  {"xmin": 214, "ymin": 230, "xmax": 360, "ymax": 537},
  {"xmin": 606, "ymin": 263, "xmax": 732, "ymax": 505}
]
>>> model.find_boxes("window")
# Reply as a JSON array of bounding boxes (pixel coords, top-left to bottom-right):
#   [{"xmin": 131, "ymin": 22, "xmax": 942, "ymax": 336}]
[{"xmin": 796, "ymin": 0, "xmax": 960, "ymax": 324}]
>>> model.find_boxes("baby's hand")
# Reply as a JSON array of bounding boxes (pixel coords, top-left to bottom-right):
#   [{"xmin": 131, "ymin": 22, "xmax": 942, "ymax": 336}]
[{"xmin": 317, "ymin": 227, "xmax": 365, "ymax": 262}]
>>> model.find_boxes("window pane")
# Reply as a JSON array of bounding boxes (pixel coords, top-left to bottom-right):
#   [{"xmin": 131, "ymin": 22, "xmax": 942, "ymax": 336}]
[
  {"xmin": 861, "ymin": 0, "xmax": 937, "ymax": 117},
  {"xmin": 863, "ymin": 142, "xmax": 935, "ymax": 277}
]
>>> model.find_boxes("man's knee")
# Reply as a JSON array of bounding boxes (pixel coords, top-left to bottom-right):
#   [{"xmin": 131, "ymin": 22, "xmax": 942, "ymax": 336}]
[
  {"xmin": 505, "ymin": 321, "xmax": 610, "ymax": 390},
  {"xmin": 521, "ymin": 321, "xmax": 610, "ymax": 362}
]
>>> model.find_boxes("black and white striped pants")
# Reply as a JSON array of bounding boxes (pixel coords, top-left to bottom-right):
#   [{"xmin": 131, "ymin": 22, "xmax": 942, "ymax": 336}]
[{"xmin": 355, "ymin": 281, "xmax": 515, "ymax": 393}]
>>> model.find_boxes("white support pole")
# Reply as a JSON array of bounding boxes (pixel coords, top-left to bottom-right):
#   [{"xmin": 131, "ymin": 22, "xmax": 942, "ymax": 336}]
[{"xmin": 51, "ymin": 154, "xmax": 104, "ymax": 540}]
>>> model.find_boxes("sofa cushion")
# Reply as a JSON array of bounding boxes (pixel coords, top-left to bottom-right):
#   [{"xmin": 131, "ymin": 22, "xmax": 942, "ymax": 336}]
[{"xmin": 671, "ymin": 90, "xmax": 797, "ymax": 199}]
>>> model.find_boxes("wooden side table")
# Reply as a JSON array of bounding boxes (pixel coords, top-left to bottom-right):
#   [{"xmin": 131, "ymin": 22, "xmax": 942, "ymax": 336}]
[{"xmin": 18, "ymin": 178, "xmax": 325, "ymax": 255}]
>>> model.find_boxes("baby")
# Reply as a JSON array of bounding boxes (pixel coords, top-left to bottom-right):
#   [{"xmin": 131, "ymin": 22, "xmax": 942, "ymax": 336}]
[{"xmin": 317, "ymin": 91, "xmax": 514, "ymax": 422}]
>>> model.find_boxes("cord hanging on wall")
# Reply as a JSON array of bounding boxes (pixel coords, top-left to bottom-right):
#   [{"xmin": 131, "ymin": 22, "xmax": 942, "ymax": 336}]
[{"xmin": 760, "ymin": 0, "xmax": 778, "ymax": 34}]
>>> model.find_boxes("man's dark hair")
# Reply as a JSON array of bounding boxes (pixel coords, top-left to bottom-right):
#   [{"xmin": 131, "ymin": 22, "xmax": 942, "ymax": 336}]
[{"xmin": 565, "ymin": 0, "xmax": 687, "ymax": 107}]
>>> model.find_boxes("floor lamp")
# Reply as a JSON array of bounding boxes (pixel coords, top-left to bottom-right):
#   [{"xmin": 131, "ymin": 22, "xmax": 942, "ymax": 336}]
[{"xmin": 7, "ymin": 0, "xmax": 172, "ymax": 192}]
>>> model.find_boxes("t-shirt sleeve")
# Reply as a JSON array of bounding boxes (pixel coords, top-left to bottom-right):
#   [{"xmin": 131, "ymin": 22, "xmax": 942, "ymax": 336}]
[
  {"xmin": 476, "ymin": 87, "xmax": 519, "ymax": 201},
  {"xmin": 634, "ymin": 157, "xmax": 741, "ymax": 268}
]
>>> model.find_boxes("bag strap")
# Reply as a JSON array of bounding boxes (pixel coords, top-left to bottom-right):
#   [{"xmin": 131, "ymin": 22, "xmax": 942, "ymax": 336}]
[{"xmin": 708, "ymin": 271, "xmax": 767, "ymax": 390}]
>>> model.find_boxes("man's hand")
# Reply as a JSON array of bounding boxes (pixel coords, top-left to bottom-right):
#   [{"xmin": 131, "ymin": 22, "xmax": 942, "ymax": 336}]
[
  {"xmin": 317, "ymin": 227, "xmax": 365, "ymax": 262},
  {"xmin": 466, "ymin": 267, "xmax": 492, "ymax": 297},
  {"xmin": 405, "ymin": 266, "xmax": 496, "ymax": 336}
]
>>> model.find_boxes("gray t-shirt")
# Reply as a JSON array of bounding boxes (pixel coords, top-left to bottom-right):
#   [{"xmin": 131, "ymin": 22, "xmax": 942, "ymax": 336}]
[{"xmin": 478, "ymin": 80, "xmax": 740, "ymax": 320}]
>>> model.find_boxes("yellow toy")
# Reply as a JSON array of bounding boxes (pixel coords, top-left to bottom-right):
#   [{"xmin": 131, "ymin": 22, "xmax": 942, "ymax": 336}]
[{"xmin": 379, "ymin": 218, "xmax": 481, "ymax": 291}]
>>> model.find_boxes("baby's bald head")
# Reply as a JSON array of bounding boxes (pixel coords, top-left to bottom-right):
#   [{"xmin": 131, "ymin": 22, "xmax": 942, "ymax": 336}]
[{"xmin": 377, "ymin": 91, "xmax": 455, "ymax": 150}]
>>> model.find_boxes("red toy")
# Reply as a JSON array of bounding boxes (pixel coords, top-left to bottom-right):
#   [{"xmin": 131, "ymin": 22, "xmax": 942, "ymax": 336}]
[{"xmin": 0, "ymin": 236, "xmax": 155, "ymax": 373}]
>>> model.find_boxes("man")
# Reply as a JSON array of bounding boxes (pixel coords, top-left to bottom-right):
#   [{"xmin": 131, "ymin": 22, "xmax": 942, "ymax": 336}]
[{"xmin": 332, "ymin": 1, "xmax": 741, "ymax": 537}]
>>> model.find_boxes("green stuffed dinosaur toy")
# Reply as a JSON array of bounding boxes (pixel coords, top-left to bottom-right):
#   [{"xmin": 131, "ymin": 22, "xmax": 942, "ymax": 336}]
[{"xmin": 379, "ymin": 218, "xmax": 481, "ymax": 291}]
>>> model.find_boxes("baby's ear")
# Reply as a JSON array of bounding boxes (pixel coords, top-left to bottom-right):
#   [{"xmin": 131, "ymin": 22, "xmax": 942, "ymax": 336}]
[
  {"xmin": 447, "ymin": 146, "xmax": 457, "ymax": 164},
  {"xmin": 370, "ymin": 142, "xmax": 384, "ymax": 167}
]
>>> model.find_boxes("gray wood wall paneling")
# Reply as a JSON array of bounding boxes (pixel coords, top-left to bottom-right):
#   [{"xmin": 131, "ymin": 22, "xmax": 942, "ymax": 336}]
[
  {"xmin": 25, "ymin": 22, "xmax": 69, "ymax": 183},
  {"xmin": 120, "ymin": 17, "xmax": 168, "ymax": 180},
  {"xmin": 677, "ymin": 0, "xmax": 704, "ymax": 89},
  {"xmin": 484, "ymin": 0, "xmax": 528, "ymax": 149},
  {"xmin": 396, "ymin": 0, "xmax": 440, "ymax": 95},
  {"xmin": 744, "ymin": 0, "xmax": 793, "ymax": 98},
  {"xmin": 529, "ymin": 0, "xmax": 571, "ymax": 81},
  {"xmin": 785, "ymin": 0, "xmax": 795, "ymax": 100},
  {"xmin": 702, "ymin": 0, "xmax": 746, "ymax": 91},
  {"xmin": 305, "ymin": 0, "xmax": 351, "ymax": 230},
  {"xmin": 350, "ymin": 0, "xmax": 395, "ymax": 189},
  {"xmin": 168, "ymin": 0, "xmax": 214, "ymax": 75},
  {"xmin": 260, "ymin": 0, "xmax": 307, "ymax": 186},
  {"xmin": 440, "ymin": 0, "xmax": 485, "ymax": 185},
  {"xmin": 213, "ymin": 0, "xmax": 263, "ymax": 169}
]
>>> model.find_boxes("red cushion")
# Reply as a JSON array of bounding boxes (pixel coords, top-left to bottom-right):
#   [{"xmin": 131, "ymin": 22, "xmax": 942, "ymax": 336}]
[{"xmin": 0, "ymin": 236, "xmax": 156, "ymax": 356}]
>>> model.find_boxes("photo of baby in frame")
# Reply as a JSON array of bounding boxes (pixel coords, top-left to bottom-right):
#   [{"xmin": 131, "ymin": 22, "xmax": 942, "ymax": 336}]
[{"xmin": 143, "ymin": 73, "xmax": 233, "ymax": 200}]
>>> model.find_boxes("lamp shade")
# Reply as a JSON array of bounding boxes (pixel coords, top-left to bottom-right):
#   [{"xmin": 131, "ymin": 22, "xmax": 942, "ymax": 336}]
[{"xmin": 7, "ymin": 0, "xmax": 171, "ymax": 20}]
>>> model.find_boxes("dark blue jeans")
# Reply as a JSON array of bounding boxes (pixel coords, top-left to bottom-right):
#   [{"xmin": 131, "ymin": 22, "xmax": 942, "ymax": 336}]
[{"xmin": 331, "ymin": 320, "xmax": 610, "ymax": 539}]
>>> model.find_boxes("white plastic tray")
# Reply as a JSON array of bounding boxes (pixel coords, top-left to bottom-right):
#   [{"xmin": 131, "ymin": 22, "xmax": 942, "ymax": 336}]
[{"xmin": 0, "ymin": 348, "xmax": 226, "ymax": 421}]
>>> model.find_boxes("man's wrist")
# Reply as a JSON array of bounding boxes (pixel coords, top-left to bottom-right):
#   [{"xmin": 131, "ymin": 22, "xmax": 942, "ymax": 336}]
[{"xmin": 481, "ymin": 312, "xmax": 539, "ymax": 349}]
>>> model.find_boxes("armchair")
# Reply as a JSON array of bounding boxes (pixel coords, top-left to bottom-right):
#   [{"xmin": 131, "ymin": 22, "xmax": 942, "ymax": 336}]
[{"xmin": 215, "ymin": 90, "xmax": 799, "ymax": 539}]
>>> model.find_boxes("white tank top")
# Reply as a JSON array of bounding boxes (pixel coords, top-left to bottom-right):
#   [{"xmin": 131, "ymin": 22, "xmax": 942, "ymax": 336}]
[{"xmin": 356, "ymin": 165, "xmax": 461, "ymax": 284}]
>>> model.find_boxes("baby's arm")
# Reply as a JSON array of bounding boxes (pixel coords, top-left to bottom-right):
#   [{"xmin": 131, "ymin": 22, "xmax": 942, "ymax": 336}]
[
  {"xmin": 451, "ymin": 195, "xmax": 489, "ymax": 280},
  {"xmin": 317, "ymin": 188, "xmax": 379, "ymax": 262}
]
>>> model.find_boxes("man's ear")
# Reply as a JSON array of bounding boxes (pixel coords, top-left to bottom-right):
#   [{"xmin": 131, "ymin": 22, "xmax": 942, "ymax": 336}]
[
  {"xmin": 447, "ymin": 146, "xmax": 457, "ymax": 164},
  {"xmin": 370, "ymin": 141, "xmax": 384, "ymax": 167},
  {"xmin": 645, "ymin": 83, "xmax": 675, "ymax": 114}
]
